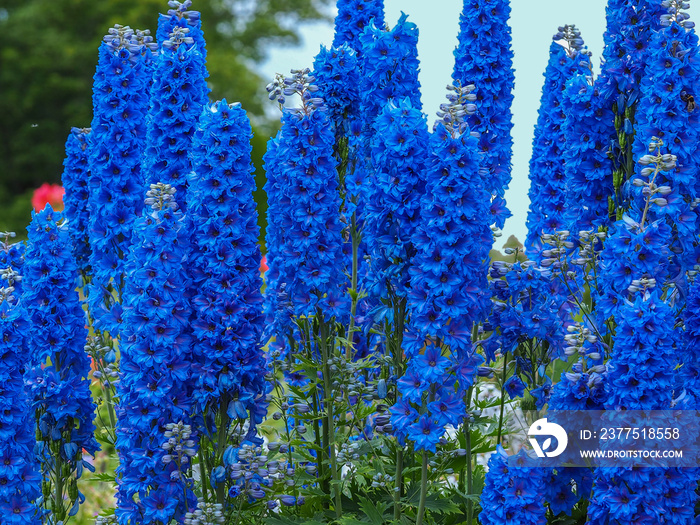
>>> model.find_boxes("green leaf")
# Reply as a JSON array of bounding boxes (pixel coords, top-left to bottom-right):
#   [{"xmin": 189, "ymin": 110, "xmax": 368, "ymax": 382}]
[
  {"xmin": 356, "ymin": 496, "xmax": 390, "ymax": 525},
  {"xmin": 87, "ymin": 472, "xmax": 117, "ymax": 485}
]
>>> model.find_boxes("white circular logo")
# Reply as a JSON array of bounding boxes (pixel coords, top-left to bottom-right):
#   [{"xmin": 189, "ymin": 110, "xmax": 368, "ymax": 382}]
[{"xmin": 528, "ymin": 418, "xmax": 568, "ymax": 458}]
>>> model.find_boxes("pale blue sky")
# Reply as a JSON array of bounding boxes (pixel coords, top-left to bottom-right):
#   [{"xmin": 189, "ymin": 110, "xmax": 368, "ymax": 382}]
[{"xmin": 261, "ymin": 1, "xmax": 614, "ymax": 247}]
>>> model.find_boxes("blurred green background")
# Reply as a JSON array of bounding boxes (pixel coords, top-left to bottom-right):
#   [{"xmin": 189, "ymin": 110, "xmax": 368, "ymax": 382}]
[{"xmin": 0, "ymin": 0, "xmax": 334, "ymax": 238}]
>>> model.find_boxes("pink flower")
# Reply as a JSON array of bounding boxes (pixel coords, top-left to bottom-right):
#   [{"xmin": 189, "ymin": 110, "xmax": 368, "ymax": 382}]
[
  {"xmin": 260, "ymin": 255, "xmax": 269, "ymax": 275},
  {"xmin": 32, "ymin": 183, "xmax": 64, "ymax": 212}
]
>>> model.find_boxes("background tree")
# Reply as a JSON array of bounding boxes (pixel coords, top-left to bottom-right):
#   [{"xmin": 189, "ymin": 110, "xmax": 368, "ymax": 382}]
[{"xmin": 0, "ymin": 0, "xmax": 332, "ymax": 236}]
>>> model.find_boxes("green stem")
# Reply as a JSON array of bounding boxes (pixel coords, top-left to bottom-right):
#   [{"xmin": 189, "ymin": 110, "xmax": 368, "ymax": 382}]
[
  {"xmin": 344, "ymin": 213, "xmax": 360, "ymax": 361},
  {"xmin": 319, "ymin": 316, "xmax": 342, "ymax": 518},
  {"xmin": 216, "ymin": 395, "xmax": 230, "ymax": 504},
  {"xmin": 54, "ymin": 445, "xmax": 65, "ymax": 520},
  {"xmin": 465, "ymin": 386, "xmax": 474, "ymax": 524},
  {"xmin": 497, "ymin": 352, "xmax": 509, "ymax": 446},
  {"xmin": 393, "ymin": 448, "xmax": 403, "ymax": 520},
  {"xmin": 415, "ymin": 451, "xmax": 429, "ymax": 525},
  {"xmin": 200, "ymin": 448, "xmax": 210, "ymax": 503}
]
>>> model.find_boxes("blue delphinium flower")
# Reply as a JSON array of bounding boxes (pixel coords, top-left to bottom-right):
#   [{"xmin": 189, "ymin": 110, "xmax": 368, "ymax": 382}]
[
  {"xmin": 525, "ymin": 28, "xmax": 591, "ymax": 256},
  {"xmin": 115, "ymin": 184, "xmax": 196, "ymax": 524},
  {"xmin": 358, "ymin": 13, "xmax": 422, "ymax": 132},
  {"xmin": 263, "ymin": 70, "xmax": 348, "ymax": 320},
  {"xmin": 22, "ymin": 206, "xmax": 99, "ymax": 519},
  {"xmin": 561, "ymin": 73, "xmax": 616, "ymax": 232},
  {"xmin": 390, "ymin": 86, "xmax": 490, "ymax": 448},
  {"xmin": 488, "ymin": 261, "xmax": 569, "ymax": 362},
  {"xmin": 599, "ymin": 0, "xmax": 666, "ymax": 98},
  {"xmin": 144, "ymin": 23, "xmax": 209, "ymax": 211},
  {"xmin": 0, "ymin": 233, "xmax": 25, "ymax": 293},
  {"xmin": 88, "ymin": 26, "xmax": 156, "ymax": 335},
  {"xmin": 61, "ymin": 127, "xmax": 92, "ymax": 273},
  {"xmin": 630, "ymin": 6, "xmax": 700, "ymax": 272},
  {"xmin": 261, "ymin": 132, "xmax": 295, "ymax": 355},
  {"xmin": 333, "ymin": 0, "xmax": 384, "ymax": 51},
  {"xmin": 479, "ymin": 447, "xmax": 546, "ymax": 525},
  {"xmin": 0, "ymin": 273, "xmax": 41, "ymax": 523},
  {"xmin": 312, "ymin": 44, "xmax": 360, "ymax": 136},
  {"xmin": 587, "ymin": 138, "xmax": 695, "ymax": 523},
  {"xmin": 188, "ymin": 99, "xmax": 268, "ymax": 437},
  {"xmin": 364, "ymin": 97, "xmax": 428, "ymax": 302},
  {"xmin": 681, "ymin": 276, "xmax": 700, "ymax": 405},
  {"xmin": 452, "ymin": 0, "xmax": 514, "ymax": 201},
  {"xmin": 503, "ymin": 375, "xmax": 526, "ymax": 399}
]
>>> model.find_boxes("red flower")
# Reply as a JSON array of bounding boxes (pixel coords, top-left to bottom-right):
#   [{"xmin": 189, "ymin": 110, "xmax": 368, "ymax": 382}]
[
  {"xmin": 31, "ymin": 183, "xmax": 64, "ymax": 212},
  {"xmin": 260, "ymin": 255, "xmax": 269, "ymax": 275}
]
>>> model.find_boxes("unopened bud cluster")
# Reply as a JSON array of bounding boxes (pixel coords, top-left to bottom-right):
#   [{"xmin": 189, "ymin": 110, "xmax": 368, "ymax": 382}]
[
  {"xmin": 184, "ymin": 499, "xmax": 224, "ymax": 525},
  {"xmin": 555, "ymin": 24, "xmax": 585, "ymax": 55},
  {"xmin": 436, "ymin": 82, "xmax": 478, "ymax": 136},
  {"xmin": 660, "ymin": 0, "xmax": 695, "ymax": 28},
  {"xmin": 163, "ymin": 26, "xmax": 195, "ymax": 50},
  {"xmin": 265, "ymin": 68, "xmax": 324, "ymax": 113},
  {"xmin": 161, "ymin": 422, "xmax": 197, "ymax": 478},
  {"xmin": 145, "ymin": 183, "xmax": 178, "ymax": 211}
]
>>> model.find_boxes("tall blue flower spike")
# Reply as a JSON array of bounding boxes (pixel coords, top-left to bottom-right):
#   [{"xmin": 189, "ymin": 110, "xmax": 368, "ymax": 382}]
[
  {"xmin": 630, "ymin": 0, "xmax": 700, "ymax": 274},
  {"xmin": 525, "ymin": 28, "xmax": 591, "ymax": 257},
  {"xmin": 561, "ymin": 73, "xmax": 616, "ymax": 233},
  {"xmin": 88, "ymin": 25, "xmax": 156, "ymax": 335},
  {"xmin": 188, "ymin": 99, "xmax": 268, "ymax": 441},
  {"xmin": 0, "ymin": 241, "xmax": 41, "ymax": 524},
  {"xmin": 588, "ymin": 136, "xmax": 696, "ymax": 522},
  {"xmin": 144, "ymin": 21, "xmax": 209, "ymax": 211},
  {"xmin": 61, "ymin": 127, "xmax": 92, "ymax": 274},
  {"xmin": 390, "ymin": 85, "xmax": 490, "ymax": 450},
  {"xmin": 263, "ymin": 69, "xmax": 348, "ymax": 321},
  {"xmin": 452, "ymin": 0, "xmax": 514, "ymax": 205},
  {"xmin": 115, "ymin": 184, "xmax": 196, "ymax": 524},
  {"xmin": 22, "ymin": 206, "xmax": 99, "ymax": 520},
  {"xmin": 364, "ymin": 97, "xmax": 428, "ymax": 302},
  {"xmin": 333, "ymin": 0, "xmax": 384, "ymax": 51}
]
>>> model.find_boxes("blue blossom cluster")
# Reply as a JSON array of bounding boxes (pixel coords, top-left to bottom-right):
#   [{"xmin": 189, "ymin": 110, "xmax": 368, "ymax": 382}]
[
  {"xmin": 358, "ymin": 13, "xmax": 422, "ymax": 132},
  {"xmin": 489, "ymin": 261, "xmax": 568, "ymax": 361},
  {"xmin": 525, "ymin": 29, "xmax": 591, "ymax": 255},
  {"xmin": 0, "ymin": 272, "xmax": 41, "ymax": 523},
  {"xmin": 561, "ymin": 75, "xmax": 616, "ymax": 232},
  {"xmin": 333, "ymin": 0, "xmax": 384, "ymax": 51},
  {"xmin": 88, "ymin": 25, "xmax": 155, "ymax": 334},
  {"xmin": 261, "ymin": 133, "xmax": 293, "ymax": 353},
  {"xmin": 21, "ymin": 206, "xmax": 99, "ymax": 516},
  {"xmin": 631, "ymin": 9, "xmax": 700, "ymax": 267},
  {"xmin": 600, "ymin": 0, "xmax": 666, "ymax": 96},
  {"xmin": 364, "ymin": 98, "xmax": 428, "ymax": 301},
  {"xmin": 312, "ymin": 44, "xmax": 360, "ymax": 133},
  {"xmin": 596, "ymin": 214, "xmax": 672, "ymax": 322},
  {"xmin": 115, "ymin": 184, "xmax": 196, "ymax": 524},
  {"xmin": 390, "ymin": 86, "xmax": 490, "ymax": 449},
  {"xmin": 588, "ymin": 137, "xmax": 695, "ymax": 522},
  {"xmin": 188, "ymin": 100, "xmax": 268, "ymax": 429},
  {"xmin": 263, "ymin": 72, "xmax": 348, "ymax": 320},
  {"xmin": 144, "ymin": 22, "xmax": 209, "ymax": 211},
  {"xmin": 0, "ymin": 233, "xmax": 24, "ymax": 293},
  {"xmin": 479, "ymin": 447, "xmax": 545, "ymax": 525},
  {"xmin": 452, "ymin": 0, "xmax": 514, "ymax": 200},
  {"xmin": 61, "ymin": 127, "xmax": 92, "ymax": 272},
  {"xmin": 681, "ymin": 276, "xmax": 700, "ymax": 405},
  {"xmin": 540, "ymin": 364, "xmax": 606, "ymax": 517}
]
